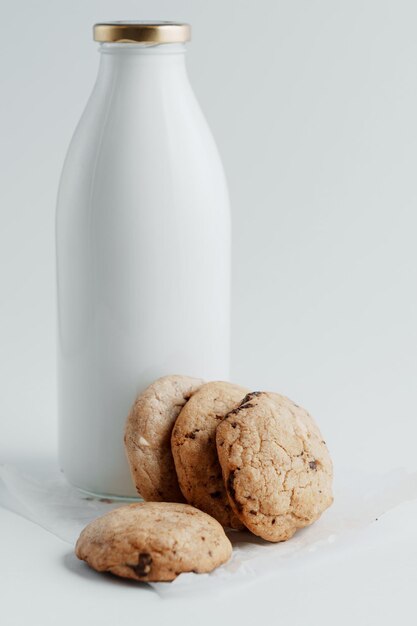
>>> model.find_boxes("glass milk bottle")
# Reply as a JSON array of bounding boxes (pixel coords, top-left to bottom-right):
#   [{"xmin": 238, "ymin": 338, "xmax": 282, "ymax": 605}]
[{"xmin": 56, "ymin": 22, "xmax": 230, "ymax": 498}]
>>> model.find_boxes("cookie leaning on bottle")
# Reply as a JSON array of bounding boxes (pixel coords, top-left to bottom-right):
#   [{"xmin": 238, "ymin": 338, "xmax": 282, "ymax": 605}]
[{"xmin": 125, "ymin": 375, "xmax": 204, "ymax": 502}]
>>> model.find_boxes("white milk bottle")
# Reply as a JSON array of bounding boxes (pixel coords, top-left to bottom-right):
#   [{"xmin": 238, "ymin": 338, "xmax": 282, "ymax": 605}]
[{"xmin": 56, "ymin": 22, "xmax": 230, "ymax": 497}]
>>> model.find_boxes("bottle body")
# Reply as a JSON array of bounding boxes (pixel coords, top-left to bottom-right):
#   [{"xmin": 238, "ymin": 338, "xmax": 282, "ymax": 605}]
[{"xmin": 56, "ymin": 44, "xmax": 230, "ymax": 497}]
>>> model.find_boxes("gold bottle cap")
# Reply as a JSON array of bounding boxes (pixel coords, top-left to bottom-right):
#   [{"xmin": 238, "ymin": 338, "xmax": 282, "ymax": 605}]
[{"xmin": 93, "ymin": 21, "xmax": 191, "ymax": 44}]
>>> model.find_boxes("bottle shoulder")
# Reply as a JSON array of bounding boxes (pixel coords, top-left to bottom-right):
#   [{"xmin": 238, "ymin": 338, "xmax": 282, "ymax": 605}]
[
  {"xmin": 65, "ymin": 68, "xmax": 222, "ymax": 163},
  {"xmin": 57, "ymin": 67, "xmax": 230, "ymax": 218}
]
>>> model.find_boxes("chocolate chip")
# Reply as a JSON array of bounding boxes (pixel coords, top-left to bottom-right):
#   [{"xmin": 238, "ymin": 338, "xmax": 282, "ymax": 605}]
[
  {"xmin": 130, "ymin": 552, "xmax": 152, "ymax": 577},
  {"xmin": 201, "ymin": 536, "xmax": 206, "ymax": 541},
  {"xmin": 185, "ymin": 428, "xmax": 201, "ymax": 440},
  {"xmin": 209, "ymin": 491, "xmax": 222, "ymax": 499},
  {"xmin": 231, "ymin": 422, "xmax": 237, "ymax": 428},
  {"xmin": 242, "ymin": 391, "xmax": 262, "ymax": 402},
  {"xmin": 226, "ymin": 470, "xmax": 243, "ymax": 512},
  {"xmin": 227, "ymin": 391, "xmax": 263, "ymax": 418},
  {"xmin": 249, "ymin": 510, "xmax": 257, "ymax": 515},
  {"xmin": 271, "ymin": 518, "xmax": 276, "ymax": 525},
  {"xmin": 309, "ymin": 460, "xmax": 317, "ymax": 470},
  {"xmin": 227, "ymin": 403, "xmax": 253, "ymax": 417},
  {"xmin": 227, "ymin": 471, "xmax": 236, "ymax": 500}
]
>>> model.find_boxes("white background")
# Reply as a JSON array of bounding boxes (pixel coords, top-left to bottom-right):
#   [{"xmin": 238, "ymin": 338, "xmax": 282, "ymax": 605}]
[{"xmin": 0, "ymin": 1, "xmax": 416, "ymax": 624}]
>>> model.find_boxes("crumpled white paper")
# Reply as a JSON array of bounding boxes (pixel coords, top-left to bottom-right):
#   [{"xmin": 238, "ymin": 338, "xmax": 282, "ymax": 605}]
[{"xmin": 1, "ymin": 462, "xmax": 417, "ymax": 597}]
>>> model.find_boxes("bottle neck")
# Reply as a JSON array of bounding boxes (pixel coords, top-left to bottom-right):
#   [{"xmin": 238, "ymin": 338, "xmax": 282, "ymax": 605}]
[
  {"xmin": 91, "ymin": 42, "xmax": 194, "ymax": 122},
  {"xmin": 97, "ymin": 42, "xmax": 188, "ymax": 81}
]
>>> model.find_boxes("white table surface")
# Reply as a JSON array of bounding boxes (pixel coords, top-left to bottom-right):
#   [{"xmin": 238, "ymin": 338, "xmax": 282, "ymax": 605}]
[{"xmin": 1, "ymin": 442, "xmax": 416, "ymax": 626}]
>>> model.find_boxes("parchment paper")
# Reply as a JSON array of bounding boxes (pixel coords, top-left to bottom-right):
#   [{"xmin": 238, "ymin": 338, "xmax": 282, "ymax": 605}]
[{"xmin": 1, "ymin": 462, "xmax": 416, "ymax": 597}]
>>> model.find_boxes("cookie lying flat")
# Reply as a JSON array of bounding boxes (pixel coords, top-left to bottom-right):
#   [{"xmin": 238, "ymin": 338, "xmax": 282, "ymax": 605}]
[
  {"xmin": 125, "ymin": 375, "xmax": 203, "ymax": 502},
  {"xmin": 216, "ymin": 392, "xmax": 333, "ymax": 542},
  {"xmin": 171, "ymin": 381, "xmax": 248, "ymax": 529},
  {"xmin": 75, "ymin": 502, "xmax": 232, "ymax": 582}
]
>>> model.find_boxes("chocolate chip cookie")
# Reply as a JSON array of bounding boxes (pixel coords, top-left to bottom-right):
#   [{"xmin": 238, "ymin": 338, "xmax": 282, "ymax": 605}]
[
  {"xmin": 216, "ymin": 392, "xmax": 333, "ymax": 542},
  {"xmin": 125, "ymin": 375, "xmax": 204, "ymax": 502},
  {"xmin": 171, "ymin": 381, "xmax": 248, "ymax": 528},
  {"xmin": 75, "ymin": 502, "xmax": 232, "ymax": 582}
]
